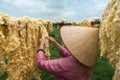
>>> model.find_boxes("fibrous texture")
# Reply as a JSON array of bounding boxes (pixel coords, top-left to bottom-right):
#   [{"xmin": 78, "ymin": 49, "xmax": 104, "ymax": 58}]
[
  {"xmin": 61, "ymin": 18, "xmax": 67, "ymax": 24},
  {"xmin": 72, "ymin": 19, "xmax": 100, "ymax": 28},
  {"xmin": 100, "ymin": 0, "xmax": 120, "ymax": 79},
  {"xmin": 79, "ymin": 19, "xmax": 92, "ymax": 27},
  {"xmin": 0, "ymin": 28, "xmax": 6, "ymax": 75},
  {"xmin": 0, "ymin": 13, "xmax": 53, "ymax": 80}
]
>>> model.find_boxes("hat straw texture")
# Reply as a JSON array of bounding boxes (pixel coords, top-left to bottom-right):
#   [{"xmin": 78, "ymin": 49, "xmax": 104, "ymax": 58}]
[{"xmin": 60, "ymin": 26, "xmax": 99, "ymax": 67}]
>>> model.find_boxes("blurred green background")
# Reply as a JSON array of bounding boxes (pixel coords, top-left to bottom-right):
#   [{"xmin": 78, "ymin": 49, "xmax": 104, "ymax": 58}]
[{"xmin": 0, "ymin": 27, "xmax": 114, "ymax": 80}]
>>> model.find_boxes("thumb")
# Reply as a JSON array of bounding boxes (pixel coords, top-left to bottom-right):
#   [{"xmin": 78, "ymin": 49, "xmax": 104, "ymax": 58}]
[{"xmin": 45, "ymin": 36, "xmax": 49, "ymax": 40}]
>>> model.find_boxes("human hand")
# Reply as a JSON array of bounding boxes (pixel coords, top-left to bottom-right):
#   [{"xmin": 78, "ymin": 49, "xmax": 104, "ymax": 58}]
[
  {"xmin": 46, "ymin": 36, "xmax": 56, "ymax": 44},
  {"xmin": 39, "ymin": 38, "xmax": 46, "ymax": 49}
]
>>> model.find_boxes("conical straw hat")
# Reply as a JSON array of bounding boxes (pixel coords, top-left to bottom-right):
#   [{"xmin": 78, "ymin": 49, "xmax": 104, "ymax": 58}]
[{"xmin": 60, "ymin": 26, "xmax": 99, "ymax": 67}]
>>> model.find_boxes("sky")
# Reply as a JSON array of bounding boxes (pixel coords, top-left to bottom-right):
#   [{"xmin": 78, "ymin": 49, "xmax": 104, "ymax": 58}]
[{"xmin": 0, "ymin": 0, "xmax": 110, "ymax": 22}]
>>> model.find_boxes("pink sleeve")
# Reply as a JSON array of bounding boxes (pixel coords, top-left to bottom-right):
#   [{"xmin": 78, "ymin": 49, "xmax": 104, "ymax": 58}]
[
  {"xmin": 37, "ymin": 51, "xmax": 71, "ymax": 75},
  {"xmin": 58, "ymin": 46, "xmax": 71, "ymax": 57}
]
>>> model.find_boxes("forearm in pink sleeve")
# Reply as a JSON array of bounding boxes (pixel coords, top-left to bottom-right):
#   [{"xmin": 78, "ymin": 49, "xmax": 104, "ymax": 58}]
[
  {"xmin": 37, "ymin": 51, "xmax": 47, "ymax": 66},
  {"xmin": 37, "ymin": 51, "xmax": 65, "ymax": 75},
  {"xmin": 58, "ymin": 46, "xmax": 71, "ymax": 57}
]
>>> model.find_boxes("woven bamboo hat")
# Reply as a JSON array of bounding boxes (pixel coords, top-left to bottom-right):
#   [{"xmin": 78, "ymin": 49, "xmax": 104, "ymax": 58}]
[{"xmin": 60, "ymin": 26, "xmax": 99, "ymax": 67}]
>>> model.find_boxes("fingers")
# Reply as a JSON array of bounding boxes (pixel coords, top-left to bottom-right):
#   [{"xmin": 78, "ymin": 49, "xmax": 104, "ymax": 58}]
[
  {"xmin": 45, "ymin": 36, "xmax": 56, "ymax": 44},
  {"xmin": 40, "ymin": 38, "xmax": 45, "ymax": 42},
  {"xmin": 45, "ymin": 36, "xmax": 49, "ymax": 39},
  {"xmin": 46, "ymin": 36, "xmax": 52, "ymax": 40},
  {"xmin": 40, "ymin": 37, "xmax": 46, "ymax": 44}
]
